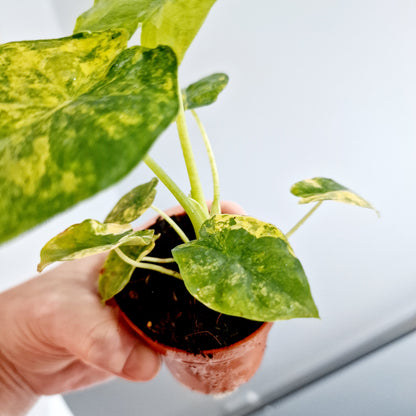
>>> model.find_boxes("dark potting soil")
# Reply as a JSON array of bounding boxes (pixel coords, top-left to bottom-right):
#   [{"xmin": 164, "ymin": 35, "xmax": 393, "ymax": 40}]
[{"xmin": 115, "ymin": 213, "xmax": 263, "ymax": 354}]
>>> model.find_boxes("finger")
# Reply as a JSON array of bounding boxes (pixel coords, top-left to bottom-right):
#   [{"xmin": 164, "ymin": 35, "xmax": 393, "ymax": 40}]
[
  {"xmin": 53, "ymin": 298, "xmax": 160, "ymax": 382},
  {"xmin": 30, "ymin": 359, "xmax": 114, "ymax": 395},
  {"xmin": 220, "ymin": 200, "xmax": 246, "ymax": 215}
]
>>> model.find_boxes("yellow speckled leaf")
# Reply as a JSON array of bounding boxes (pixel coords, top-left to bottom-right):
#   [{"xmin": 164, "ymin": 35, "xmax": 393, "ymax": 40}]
[
  {"xmin": 172, "ymin": 214, "xmax": 319, "ymax": 322},
  {"xmin": 105, "ymin": 178, "xmax": 158, "ymax": 224},
  {"xmin": 182, "ymin": 73, "xmax": 229, "ymax": 110},
  {"xmin": 74, "ymin": 0, "xmax": 168, "ymax": 38},
  {"xmin": 0, "ymin": 32, "xmax": 179, "ymax": 243},
  {"xmin": 141, "ymin": 0, "xmax": 217, "ymax": 63},
  {"xmin": 38, "ymin": 219, "xmax": 155, "ymax": 272},
  {"xmin": 75, "ymin": 0, "xmax": 216, "ymax": 63},
  {"xmin": 99, "ymin": 243, "xmax": 156, "ymax": 302},
  {"xmin": 291, "ymin": 177, "xmax": 378, "ymax": 214}
]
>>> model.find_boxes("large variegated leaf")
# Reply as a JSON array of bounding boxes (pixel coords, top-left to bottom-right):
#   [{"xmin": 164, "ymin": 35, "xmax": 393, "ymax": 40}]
[
  {"xmin": 182, "ymin": 73, "xmax": 229, "ymax": 110},
  {"xmin": 99, "ymin": 243, "xmax": 155, "ymax": 302},
  {"xmin": 172, "ymin": 214, "xmax": 319, "ymax": 322},
  {"xmin": 291, "ymin": 177, "xmax": 378, "ymax": 213},
  {"xmin": 38, "ymin": 219, "xmax": 155, "ymax": 271},
  {"xmin": 141, "ymin": 0, "xmax": 217, "ymax": 63},
  {"xmin": 74, "ymin": 0, "xmax": 167, "ymax": 37},
  {"xmin": 74, "ymin": 0, "xmax": 216, "ymax": 63},
  {"xmin": 0, "ymin": 36, "xmax": 179, "ymax": 243},
  {"xmin": 105, "ymin": 178, "xmax": 158, "ymax": 224}
]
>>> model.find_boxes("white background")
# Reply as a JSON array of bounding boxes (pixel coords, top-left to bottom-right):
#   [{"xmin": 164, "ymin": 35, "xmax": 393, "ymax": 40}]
[{"xmin": 1, "ymin": 0, "xmax": 416, "ymax": 414}]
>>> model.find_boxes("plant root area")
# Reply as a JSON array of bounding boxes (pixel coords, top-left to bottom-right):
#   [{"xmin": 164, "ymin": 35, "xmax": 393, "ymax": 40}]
[{"xmin": 115, "ymin": 214, "xmax": 262, "ymax": 354}]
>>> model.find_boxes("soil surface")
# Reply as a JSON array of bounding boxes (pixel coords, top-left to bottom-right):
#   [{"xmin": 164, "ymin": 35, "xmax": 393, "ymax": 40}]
[{"xmin": 115, "ymin": 213, "xmax": 263, "ymax": 354}]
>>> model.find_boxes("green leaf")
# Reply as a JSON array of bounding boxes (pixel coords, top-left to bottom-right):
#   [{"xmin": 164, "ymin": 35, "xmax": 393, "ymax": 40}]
[
  {"xmin": 74, "ymin": 0, "xmax": 216, "ymax": 63},
  {"xmin": 141, "ymin": 0, "xmax": 217, "ymax": 63},
  {"xmin": 99, "ymin": 243, "xmax": 155, "ymax": 302},
  {"xmin": 74, "ymin": 0, "xmax": 167, "ymax": 38},
  {"xmin": 105, "ymin": 178, "xmax": 158, "ymax": 224},
  {"xmin": 172, "ymin": 215, "xmax": 319, "ymax": 322},
  {"xmin": 182, "ymin": 73, "xmax": 229, "ymax": 110},
  {"xmin": 0, "ymin": 35, "xmax": 179, "ymax": 244},
  {"xmin": 38, "ymin": 219, "xmax": 155, "ymax": 272},
  {"xmin": 291, "ymin": 177, "xmax": 378, "ymax": 213}
]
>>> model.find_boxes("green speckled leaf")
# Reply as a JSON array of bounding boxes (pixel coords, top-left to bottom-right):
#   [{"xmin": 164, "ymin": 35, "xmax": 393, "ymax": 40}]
[
  {"xmin": 182, "ymin": 73, "xmax": 229, "ymax": 110},
  {"xmin": 74, "ymin": 0, "xmax": 167, "ymax": 38},
  {"xmin": 38, "ymin": 219, "xmax": 155, "ymax": 272},
  {"xmin": 172, "ymin": 214, "xmax": 319, "ymax": 322},
  {"xmin": 99, "ymin": 243, "xmax": 155, "ymax": 302},
  {"xmin": 141, "ymin": 0, "xmax": 217, "ymax": 63},
  {"xmin": 291, "ymin": 177, "xmax": 378, "ymax": 213},
  {"xmin": 105, "ymin": 178, "xmax": 158, "ymax": 224},
  {"xmin": 0, "ymin": 35, "xmax": 179, "ymax": 243}
]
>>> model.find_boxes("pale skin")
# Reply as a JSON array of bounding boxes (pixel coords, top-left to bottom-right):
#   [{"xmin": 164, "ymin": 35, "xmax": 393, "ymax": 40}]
[{"xmin": 0, "ymin": 254, "xmax": 161, "ymax": 416}]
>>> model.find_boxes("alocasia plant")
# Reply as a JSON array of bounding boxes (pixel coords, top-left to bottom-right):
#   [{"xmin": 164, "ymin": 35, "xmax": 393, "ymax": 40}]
[{"xmin": 1, "ymin": 0, "xmax": 377, "ymax": 323}]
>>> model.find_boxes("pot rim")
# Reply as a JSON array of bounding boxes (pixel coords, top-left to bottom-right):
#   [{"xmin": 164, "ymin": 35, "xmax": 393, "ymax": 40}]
[{"xmin": 115, "ymin": 297, "xmax": 273, "ymax": 356}]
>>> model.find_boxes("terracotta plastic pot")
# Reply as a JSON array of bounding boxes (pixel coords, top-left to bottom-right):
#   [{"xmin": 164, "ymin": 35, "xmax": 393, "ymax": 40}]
[
  {"xmin": 120, "ymin": 307, "xmax": 273, "ymax": 394},
  {"xmin": 115, "ymin": 202, "xmax": 274, "ymax": 394}
]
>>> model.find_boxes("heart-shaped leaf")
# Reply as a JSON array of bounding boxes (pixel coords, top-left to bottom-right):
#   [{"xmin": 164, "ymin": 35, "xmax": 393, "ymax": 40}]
[
  {"xmin": 38, "ymin": 219, "xmax": 155, "ymax": 272},
  {"xmin": 105, "ymin": 178, "xmax": 158, "ymax": 224},
  {"xmin": 291, "ymin": 177, "xmax": 378, "ymax": 213},
  {"xmin": 172, "ymin": 214, "xmax": 319, "ymax": 322},
  {"xmin": 74, "ymin": 0, "xmax": 168, "ymax": 38},
  {"xmin": 182, "ymin": 73, "xmax": 229, "ymax": 110},
  {"xmin": 99, "ymin": 243, "xmax": 156, "ymax": 302},
  {"xmin": 0, "ymin": 34, "xmax": 179, "ymax": 243},
  {"xmin": 141, "ymin": 0, "xmax": 217, "ymax": 63}
]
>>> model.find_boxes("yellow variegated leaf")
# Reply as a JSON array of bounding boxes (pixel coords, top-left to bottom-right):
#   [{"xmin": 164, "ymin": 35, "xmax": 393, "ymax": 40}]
[
  {"xmin": 38, "ymin": 219, "xmax": 155, "ymax": 272},
  {"xmin": 291, "ymin": 177, "xmax": 378, "ymax": 214},
  {"xmin": 74, "ymin": 0, "xmax": 168, "ymax": 38},
  {"xmin": 182, "ymin": 73, "xmax": 229, "ymax": 110},
  {"xmin": 141, "ymin": 0, "xmax": 217, "ymax": 63},
  {"xmin": 98, "ymin": 242, "xmax": 156, "ymax": 302},
  {"xmin": 105, "ymin": 178, "xmax": 158, "ymax": 224},
  {"xmin": 0, "ymin": 33, "xmax": 179, "ymax": 243},
  {"xmin": 173, "ymin": 214, "xmax": 319, "ymax": 322}
]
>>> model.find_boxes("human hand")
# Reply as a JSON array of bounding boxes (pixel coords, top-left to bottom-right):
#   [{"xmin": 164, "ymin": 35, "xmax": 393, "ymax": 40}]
[{"xmin": 0, "ymin": 255, "xmax": 160, "ymax": 415}]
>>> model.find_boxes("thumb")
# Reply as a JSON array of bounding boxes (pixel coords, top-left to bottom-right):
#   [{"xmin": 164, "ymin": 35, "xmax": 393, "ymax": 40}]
[{"xmin": 82, "ymin": 310, "xmax": 161, "ymax": 381}]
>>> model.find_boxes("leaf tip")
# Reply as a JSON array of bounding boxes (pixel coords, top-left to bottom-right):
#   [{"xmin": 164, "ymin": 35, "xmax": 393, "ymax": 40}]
[{"xmin": 37, "ymin": 261, "xmax": 48, "ymax": 273}]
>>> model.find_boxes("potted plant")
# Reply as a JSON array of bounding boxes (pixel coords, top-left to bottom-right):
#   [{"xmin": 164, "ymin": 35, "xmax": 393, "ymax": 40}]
[{"xmin": 0, "ymin": 0, "xmax": 377, "ymax": 394}]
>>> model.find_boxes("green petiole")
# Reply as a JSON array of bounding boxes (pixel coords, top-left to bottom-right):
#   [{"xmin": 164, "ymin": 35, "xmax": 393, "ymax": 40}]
[
  {"xmin": 142, "ymin": 256, "xmax": 176, "ymax": 263},
  {"xmin": 151, "ymin": 205, "xmax": 190, "ymax": 243},
  {"xmin": 144, "ymin": 155, "xmax": 206, "ymax": 237},
  {"xmin": 176, "ymin": 84, "xmax": 208, "ymax": 216},
  {"xmin": 286, "ymin": 201, "xmax": 323, "ymax": 238},
  {"xmin": 191, "ymin": 109, "xmax": 221, "ymax": 216},
  {"xmin": 115, "ymin": 247, "xmax": 182, "ymax": 280}
]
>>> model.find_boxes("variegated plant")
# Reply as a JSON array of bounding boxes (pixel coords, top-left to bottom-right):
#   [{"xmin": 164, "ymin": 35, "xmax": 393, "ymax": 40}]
[{"xmin": 2, "ymin": 1, "xmax": 377, "ymax": 322}]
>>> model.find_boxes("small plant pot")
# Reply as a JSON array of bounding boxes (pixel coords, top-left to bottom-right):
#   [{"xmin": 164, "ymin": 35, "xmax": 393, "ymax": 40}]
[
  {"xmin": 119, "ymin": 306, "xmax": 273, "ymax": 394},
  {"xmin": 114, "ymin": 202, "xmax": 274, "ymax": 394}
]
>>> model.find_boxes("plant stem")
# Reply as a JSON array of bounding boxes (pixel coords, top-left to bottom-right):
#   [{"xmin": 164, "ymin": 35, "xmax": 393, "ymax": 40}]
[
  {"xmin": 176, "ymin": 86, "xmax": 208, "ymax": 216},
  {"xmin": 142, "ymin": 256, "xmax": 176, "ymax": 263},
  {"xmin": 286, "ymin": 201, "xmax": 323, "ymax": 239},
  {"xmin": 151, "ymin": 205, "xmax": 190, "ymax": 243},
  {"xmin": 115, "ymin": 247, "xmax": 182, "ymax": 280},
  {"xmin": 191, "ymin": 109, "xmax": 221, "ymax": 216},
  {"xmin": 144, "ymin": 155, "xmax": 206, "ymax": 235}
]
